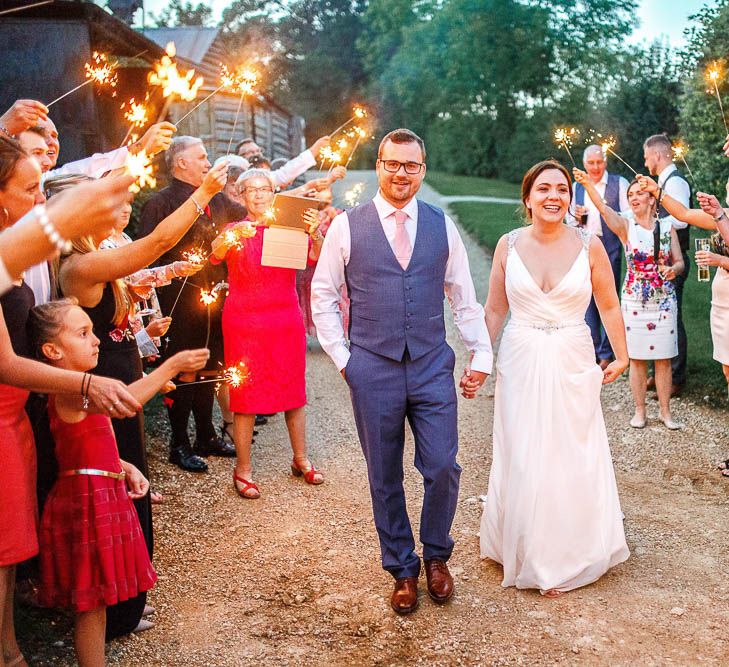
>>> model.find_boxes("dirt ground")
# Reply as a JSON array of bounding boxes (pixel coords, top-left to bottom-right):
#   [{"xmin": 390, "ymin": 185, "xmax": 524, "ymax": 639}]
[{"xmin": 19, "ymin": 174, "xmax": 729, "ymax": 666}]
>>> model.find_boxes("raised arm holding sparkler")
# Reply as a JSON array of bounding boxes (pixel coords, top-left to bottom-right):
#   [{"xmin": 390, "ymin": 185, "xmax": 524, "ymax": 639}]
[
  {"xmin": 59, "ymin": 163, "xmax": 227, "ymax": 309},
  {"xmin": 572, "ymin": 168, "xmax": 630, "ymax": 244},
  {"xmin": 638, "ymin": 174, "xmax": 719, "ymax": 230}
]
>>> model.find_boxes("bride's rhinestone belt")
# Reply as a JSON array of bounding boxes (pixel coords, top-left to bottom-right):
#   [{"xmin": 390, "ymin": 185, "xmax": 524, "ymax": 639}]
[{"xmin": 509, "ymin": 319, "xmax": 584, "ymax": 334}]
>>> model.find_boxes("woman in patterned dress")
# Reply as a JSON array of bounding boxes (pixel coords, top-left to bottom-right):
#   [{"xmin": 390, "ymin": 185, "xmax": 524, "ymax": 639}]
[{"xmin": 574, "ymin": 169, "xmax": 684, "ymax": 429}]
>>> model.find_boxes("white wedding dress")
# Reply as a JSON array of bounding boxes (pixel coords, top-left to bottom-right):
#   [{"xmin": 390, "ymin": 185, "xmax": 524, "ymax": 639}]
[{"xmin": 480, "ymin": 227, "xmax": 629, "ymax": 593}]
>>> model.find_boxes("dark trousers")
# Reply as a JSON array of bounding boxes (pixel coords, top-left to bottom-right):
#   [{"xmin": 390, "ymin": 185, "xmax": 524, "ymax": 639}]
[
  {"xmin": 671, "ymin": 260, "xmax": 689, "ymax": 386},
  {"xmin": 346, "ymin": 342, "xmax": 460, "ymax": 579},
  {"xmin": 166, "ymin": 380, "xmax": 217, "ymax": 449},
  {"xmin": 586, "ymin": 245, "xmax": 622, "ymax": 360}
]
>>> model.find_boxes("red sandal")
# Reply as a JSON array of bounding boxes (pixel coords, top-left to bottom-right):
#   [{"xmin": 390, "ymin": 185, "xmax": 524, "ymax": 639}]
[
  {"xmin": 233, "ymin": 470, "xmax": 260, "ymax": 499},
  {"xmin": 291, "ymin": 459, "xmax": 324, "ymax": 485}
]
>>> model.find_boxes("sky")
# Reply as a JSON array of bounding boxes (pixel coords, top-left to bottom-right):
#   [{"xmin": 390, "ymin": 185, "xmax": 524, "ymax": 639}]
[{"xmin": 137, "ymin": 0, "xmax": 715, "ymax": 48}]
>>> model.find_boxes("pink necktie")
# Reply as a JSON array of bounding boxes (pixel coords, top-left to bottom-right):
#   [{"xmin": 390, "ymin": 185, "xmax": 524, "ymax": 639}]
[{"xmin": 393, "ymin": 210, "xmax": 412, "ymax": 269}]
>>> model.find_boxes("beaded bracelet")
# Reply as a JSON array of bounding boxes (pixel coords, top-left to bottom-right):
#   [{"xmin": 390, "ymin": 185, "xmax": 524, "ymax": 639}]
[
  {"xmin": 0, "ymin": 125, "xmax": 16, "ymax": 140},
  {"xmin": 34, "ymin": 204, "xmax": 71, "ymax": 254}
]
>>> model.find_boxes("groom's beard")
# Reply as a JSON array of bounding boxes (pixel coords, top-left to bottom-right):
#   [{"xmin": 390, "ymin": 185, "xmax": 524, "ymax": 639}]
[{"xmin": 382, "ymin": 177, "xmax": 420, "ymax": 202}]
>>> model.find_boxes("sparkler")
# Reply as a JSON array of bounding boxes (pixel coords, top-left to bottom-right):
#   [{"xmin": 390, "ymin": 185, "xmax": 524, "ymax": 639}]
[
  {"xmin": 167, "ymin": 248, "xmax": 205, "ymax": 317},
  {"xmin": 261, "ymin": 208, "xmax": 277, "ymax": 226},
  {"xmin": 671, "ymin": 141, "xmax": 696, "ymax": 182},
  {"xmin": 123, "ymin": 97, "xmax": 149, "ymax": 129},
  {"xmin": 598, "ymin": 136, "xmax": 638, "ymax": 176},
  {"xmin": 124, "ymin": 150, "xmax": 156, "ymax": 193},
  {"xmin": 148, "ymin": 42, "xmax": 204, "ymax": 103},
  {"xmin": 180, "ymin": 362, "xmax": 251, "ymax": 388},
  {"xmin": 174, "ymin": 63, "xmax": 260, "ymax": 128},
  {"xmin": 553, "ymin": 127, "xmax": 578, "ymax": 167},
  {"xmin": 330, "ymin": 105, "xmax": 368, "ymax": 137},
  {"xmin": 47, "ymin": 52, "xmax": 118, "ymax": 107},
  {"xmin": 340, "ymin": 182, "xmax": 365, "ymax": 208},
  {"xmin": 706, "ymin": 61, "xmax": 729, "ymax": 135},
  {"xmin": 0, "ymin": 1, "xmax": 54, "ymax": 16}
]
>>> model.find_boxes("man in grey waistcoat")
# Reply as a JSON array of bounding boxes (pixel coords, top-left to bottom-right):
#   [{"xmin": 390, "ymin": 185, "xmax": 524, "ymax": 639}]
[{"xmin": 311, "ymin": 129, "xmax": 493, "ymax": 614}]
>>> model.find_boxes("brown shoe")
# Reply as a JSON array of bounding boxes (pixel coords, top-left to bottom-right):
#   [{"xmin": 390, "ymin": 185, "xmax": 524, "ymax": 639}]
[
  {"xmin": 424, "ymin": 559, "xmax": 454, "ymax": 603},
  {"xmin": 390, "ymin": 576, "xmax": 419, "ymax": 614},
  {"xmin": 670, "ymin": 383, "xmax": 683, "ymax": 398},
  {"xmin": 646, "ymin": 376, "xmax": 656, "ymax": 391}
]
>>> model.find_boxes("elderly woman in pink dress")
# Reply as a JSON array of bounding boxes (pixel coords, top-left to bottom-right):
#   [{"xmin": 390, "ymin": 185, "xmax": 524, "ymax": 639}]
[{"xmin": 211, "ymin": 168, "xmax": 325, "ymax": 498}]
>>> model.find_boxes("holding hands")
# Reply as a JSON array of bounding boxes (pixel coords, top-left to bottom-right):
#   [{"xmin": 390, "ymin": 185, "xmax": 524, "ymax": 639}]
[
  {"xmin": 459, "ymin": 366, "xmax": 488, "ymax": 399},
  {"xmin": 602, "ymin": 358, "xmax": 628, "ymax": 385}
]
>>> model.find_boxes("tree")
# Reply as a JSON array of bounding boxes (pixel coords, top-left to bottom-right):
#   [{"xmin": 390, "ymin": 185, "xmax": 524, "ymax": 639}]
[
  {"xmin": 678, "ymin": 0, "xmax": 729, "ymax": 196},
  {"xmin": 149, "ymin": 0, "xmax": 213, "ymax": 27}
]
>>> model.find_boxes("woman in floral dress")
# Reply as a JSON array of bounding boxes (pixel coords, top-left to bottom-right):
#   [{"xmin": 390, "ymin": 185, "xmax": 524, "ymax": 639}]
[{"xmin": 574, "ymin": 170, "xmax": 684, "ymax": 429}]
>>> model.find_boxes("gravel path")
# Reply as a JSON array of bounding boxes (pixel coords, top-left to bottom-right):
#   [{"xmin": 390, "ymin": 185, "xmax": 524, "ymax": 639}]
[{"xmin": 26, "ymin": 171, "xmax": 729, "ymax": 666}]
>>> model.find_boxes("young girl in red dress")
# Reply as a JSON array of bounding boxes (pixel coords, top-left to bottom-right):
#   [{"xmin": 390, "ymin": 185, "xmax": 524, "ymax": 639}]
[{"xmin": 28, "ymin": 299, "xmax": 209, "ymax": 666}]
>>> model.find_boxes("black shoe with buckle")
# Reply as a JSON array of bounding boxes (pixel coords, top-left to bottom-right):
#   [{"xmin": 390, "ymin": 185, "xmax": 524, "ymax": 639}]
[
  {"xmin": 196, "ymin": 435, "xmax": 236, "ymax": 458},
  {"xmin": 169, "ymin": 446, "xmax": 208, "ymax": 472},
  {"xmin": 255, "ymin": 414, "xmax": 268, "ymax": 426}
]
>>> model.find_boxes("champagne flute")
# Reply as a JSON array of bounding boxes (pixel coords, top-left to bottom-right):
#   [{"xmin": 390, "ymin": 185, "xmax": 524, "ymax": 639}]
[
  {"xmin": 695, "ymin": 238, "xmax": 711, "ymax": 282},
  {"xmin": 125, "ymin": 272, "xmax": 158, "ymax": 317}
]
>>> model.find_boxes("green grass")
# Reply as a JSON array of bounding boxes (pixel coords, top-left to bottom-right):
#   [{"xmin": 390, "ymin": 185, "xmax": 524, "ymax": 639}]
[
  {"xmin": 428, "ymin": 173, "xmax": 726, "ymax": 399},
  {"xmin": 426, "ymin": 171, "xmax": 521, "ymax": 199}
]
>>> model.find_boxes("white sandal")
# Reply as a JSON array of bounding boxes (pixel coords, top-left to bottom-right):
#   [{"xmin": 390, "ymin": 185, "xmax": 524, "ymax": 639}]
[{"xmin": 629, "ymin": 414, "xmax": 646, "ymax": 429}]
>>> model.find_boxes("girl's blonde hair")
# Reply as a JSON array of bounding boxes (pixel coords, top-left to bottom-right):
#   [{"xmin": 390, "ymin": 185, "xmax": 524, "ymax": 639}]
[
  {"xmin": 28, "ymin": 298, "xmax": 78, "ymax": 361},
  {"xmin": 63, "ymin": 236, "xmax": 133, "ymax": 326}
]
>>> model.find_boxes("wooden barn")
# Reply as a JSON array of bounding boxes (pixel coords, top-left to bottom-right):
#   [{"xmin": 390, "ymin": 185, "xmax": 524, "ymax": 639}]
[
  {"xmin": 143, "ymin": 27, "xmax": 305, "ymax": 161},
  {"xmin": 0, "ymin": 1, "xmax": 303, "ymax": 166}
]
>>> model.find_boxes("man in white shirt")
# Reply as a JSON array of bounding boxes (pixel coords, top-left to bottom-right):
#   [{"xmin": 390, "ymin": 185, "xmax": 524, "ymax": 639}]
[
  {"xmin": 644, "ymin": 133, "xmax": 692, "ymax": 394},
  {"xmin": 568, "ymin": 145, "xmax": 630, "ymax": 368},
  {"xmin": 37, "ymin": 116, "xmax": 175, "ymax": 179},
  {"xmin": 236, "ymin": 135, "xmax": 330, "ymax": 187},
  {"xmin": 311, "ymin": 128, "xmax": 492, "ymax": 614}
]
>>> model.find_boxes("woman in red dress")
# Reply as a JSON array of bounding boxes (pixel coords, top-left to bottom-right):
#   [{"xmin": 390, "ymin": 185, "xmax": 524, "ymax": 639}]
[
  {"xmin": 29, "ymin": 299, "xmax": 208, "ymax": 666},
  {"xmin": 211, "ymin": 169, "xmax": 324, "ymax": 499}
]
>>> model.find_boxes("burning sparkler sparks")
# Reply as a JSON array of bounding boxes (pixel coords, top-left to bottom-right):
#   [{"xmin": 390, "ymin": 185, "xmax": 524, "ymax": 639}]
[
  {"xmin": 705, "ymin": 61, "xmax": 729, "ymax": 135},
  {"xmin": 671, "ymin": 140, "xmax": 696, "ymax": 182},
  {"xmin": 46, "ymin": 51, "xmax": 119, "ymax": 107},
  {"xmin": 595, "ymin": 134, "xmax": 638, "ymax": 175},
  {"xmin": 553, "ymin": 127, "xmax": 578, "ymax": 167},
  {"xmin": 261, "ymin": 207, "xmax": 278, "ymax": 225},
  {"xmin": 124, "ymin": 150, "xmax": 156, "ymax": 193},
  {"xmin": 199, "ymin": 289, "xmax": 218, "ymax": 306},
  {"xmin": 182, "ymin": 248, "xmax": 206, "ymax": 266},
  {"xmin": 182, "ymin": 362, "xmax": 251, "ymax": 388},
  {"xmin": 342, "ymin": 182, "xmax": 365, "ymax": 208},
  {"xmin": 148, "ymin": 42, "xmax": 204, "ymax": 103},
  {"xmin": 122, "ymin": 97, "xmax": 149, "ymax": 129}
]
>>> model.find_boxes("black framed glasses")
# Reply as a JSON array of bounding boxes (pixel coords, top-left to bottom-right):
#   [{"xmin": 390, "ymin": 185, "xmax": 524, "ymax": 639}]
[{"xmin": 378, "ymin": 159, "xmax": 425, "ymax": 175}]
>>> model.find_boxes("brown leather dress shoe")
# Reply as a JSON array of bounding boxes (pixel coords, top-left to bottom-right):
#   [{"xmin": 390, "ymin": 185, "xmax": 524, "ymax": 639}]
[
  {"xmin": 390, "ymin": 576, "xmax": 419, "ymax": 614},
  {"xmin": 424, "ymin": 559, "xmax": 454, "ymax": 603},
  {"xmin": 646, "ymin": 376, "xmax": 656, "ymax": 391},
  {"xmin": 670, "ymin": 383, "xmax": 683, "ymax": 398}
]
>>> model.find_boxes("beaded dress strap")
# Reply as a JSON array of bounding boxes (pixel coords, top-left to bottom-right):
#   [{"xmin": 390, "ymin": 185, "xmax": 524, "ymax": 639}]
[
  {"xmin": 577, "ymin": 227, "xmax": 592, "ymax": 250},
  {"xmin": 507, "ymin": 228, "xmax": 520, "ymax": 253}
]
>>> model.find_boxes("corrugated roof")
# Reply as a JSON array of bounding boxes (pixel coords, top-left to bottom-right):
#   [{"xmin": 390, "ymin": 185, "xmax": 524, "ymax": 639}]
[{"xmin": 143, "ymin": 27, "xmax": 219, "ymax": 65}]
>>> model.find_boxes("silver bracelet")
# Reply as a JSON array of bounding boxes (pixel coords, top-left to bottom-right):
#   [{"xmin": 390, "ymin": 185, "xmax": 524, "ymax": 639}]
[
  {"xmin": 190, "ymin": 196, "xmax": 205, "ymax": 218},
  {"xmin": 713, "ymin": 211, "xmax": 727, "ymax": 222},
  {"xmin": 34, "ymin": 204, "xmax": 71, "ymax": 254}
]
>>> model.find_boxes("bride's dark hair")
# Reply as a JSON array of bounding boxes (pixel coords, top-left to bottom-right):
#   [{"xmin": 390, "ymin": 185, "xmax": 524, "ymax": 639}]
[{"xmin": 521, "ymin": 160, "xmax": 573, "ymax": 221}]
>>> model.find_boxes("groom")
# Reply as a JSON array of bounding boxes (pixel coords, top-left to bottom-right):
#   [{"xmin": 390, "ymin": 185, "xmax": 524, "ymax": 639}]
[{"xmin": 311, "ymin": 129, "xmax": 492, "ymax": 613}]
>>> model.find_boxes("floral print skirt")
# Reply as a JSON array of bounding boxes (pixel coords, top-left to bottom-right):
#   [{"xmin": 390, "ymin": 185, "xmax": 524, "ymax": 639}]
[{"xmin": 621, "ymin": 297, "xmax": 677, "ymax": 360}]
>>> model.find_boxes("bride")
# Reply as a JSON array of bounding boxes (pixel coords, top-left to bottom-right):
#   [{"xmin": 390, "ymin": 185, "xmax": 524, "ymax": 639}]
[{"xmin": 468, "ymin": 160, "xmax": 630, "ymax": 596}]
